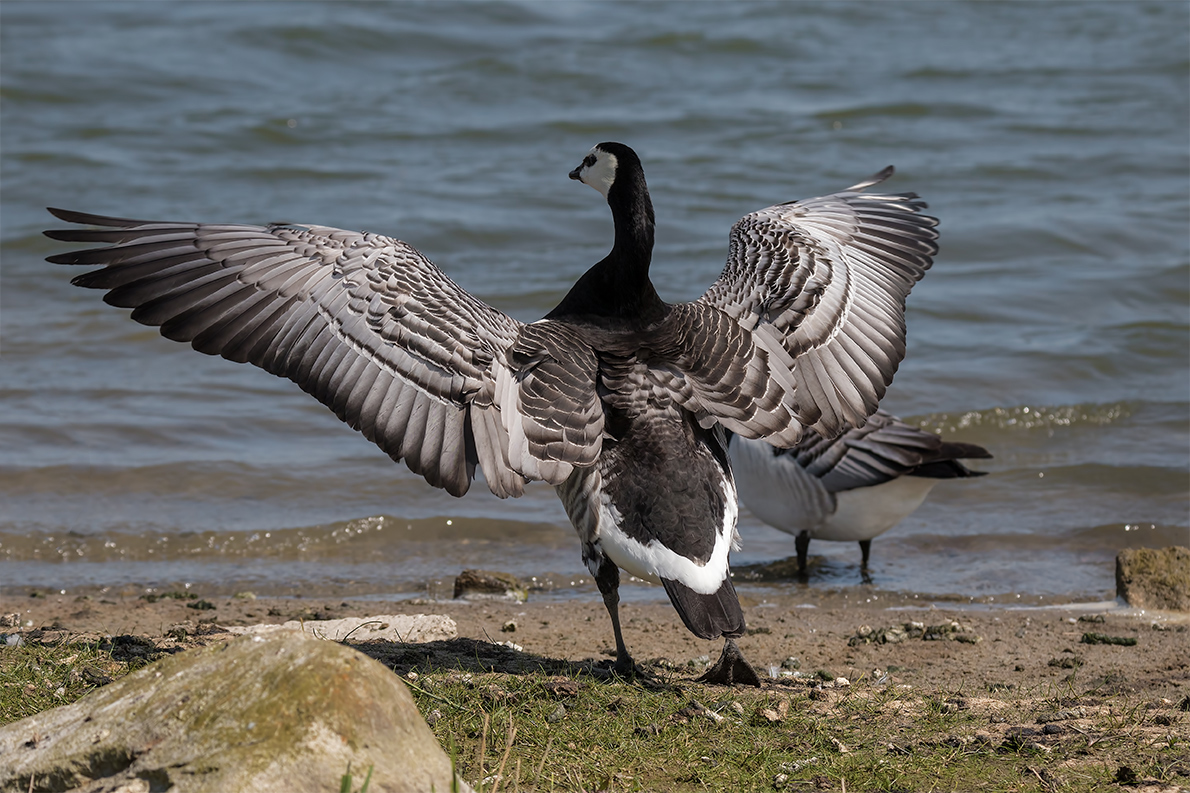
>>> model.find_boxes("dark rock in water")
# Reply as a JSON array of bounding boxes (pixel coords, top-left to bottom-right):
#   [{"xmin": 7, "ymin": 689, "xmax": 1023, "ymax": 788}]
[
  {"xmin": 453, "ymin": 569, "xmax": 528, "ymax": 602},
  {"xmin": 0, "ymin": 630, "xmax": 472, "ymax": 793},
  {"xmin": 1115, "ymin": 546, "xmax": 1190, "ymax": 611}
]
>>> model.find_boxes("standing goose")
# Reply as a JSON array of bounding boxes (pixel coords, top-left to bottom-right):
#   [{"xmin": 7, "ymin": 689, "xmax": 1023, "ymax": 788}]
[
  {"xmin": 44, "ymin": 142, "xmax": 938, "ymax": 686},
  {"xmin": 730, "ymin": 410, "xmax": 991, "ymax": 578}
]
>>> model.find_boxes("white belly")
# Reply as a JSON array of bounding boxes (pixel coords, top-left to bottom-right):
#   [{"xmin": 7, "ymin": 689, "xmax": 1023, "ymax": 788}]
[{"xmin": 813, "ymin": 476, "xmax": 939, "ymax": 542}]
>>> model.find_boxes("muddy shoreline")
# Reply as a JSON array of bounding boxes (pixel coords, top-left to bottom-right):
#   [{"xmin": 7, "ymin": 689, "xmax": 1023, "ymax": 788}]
[{"xmin": 3, "ymin": 587, "xmax": 1186, "ymax": 699}]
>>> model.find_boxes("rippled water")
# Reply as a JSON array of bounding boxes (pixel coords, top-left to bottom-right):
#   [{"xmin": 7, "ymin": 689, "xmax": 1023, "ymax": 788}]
[{"xmin": 2, "ymin": 2, "xmax": 1187, "ymax": 604}]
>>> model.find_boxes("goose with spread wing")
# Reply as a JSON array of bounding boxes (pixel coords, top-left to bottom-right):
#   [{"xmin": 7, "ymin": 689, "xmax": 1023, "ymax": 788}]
[
  {"xmin": 730, "ymin": 409, "xmax": 990, "ymax": 579},
  {"xmin": 45, "ymin": 142, "xmax": 938, "ymax": 686}
]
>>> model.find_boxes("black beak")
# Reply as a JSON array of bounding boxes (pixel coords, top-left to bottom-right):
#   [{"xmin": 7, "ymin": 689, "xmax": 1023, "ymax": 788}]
[{"xmin": 568, "ymin": 166, "xmax": 583, "ymax": 181}]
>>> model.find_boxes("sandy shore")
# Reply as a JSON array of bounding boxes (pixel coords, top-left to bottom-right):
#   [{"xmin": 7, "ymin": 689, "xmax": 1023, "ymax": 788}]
[{"xmin": 4, "ymin": 585, "xmax": 1187, "ymax": 699}]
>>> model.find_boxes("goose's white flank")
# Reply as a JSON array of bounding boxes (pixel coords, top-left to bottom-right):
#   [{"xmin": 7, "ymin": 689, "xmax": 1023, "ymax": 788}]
[{"xmin": 45, "ymin": 142, "xmax": 938, "ymax": 685}]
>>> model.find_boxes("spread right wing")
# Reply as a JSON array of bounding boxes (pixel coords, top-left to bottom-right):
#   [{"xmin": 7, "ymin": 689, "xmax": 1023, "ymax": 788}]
[{"xmin": 660, "ymin": 168, "xmax": 939, "ymax": 446}]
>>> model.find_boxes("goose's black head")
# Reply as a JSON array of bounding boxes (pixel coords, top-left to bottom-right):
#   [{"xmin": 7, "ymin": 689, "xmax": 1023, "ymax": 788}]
[
  {"xmin": 548, "ymin": 142, "xmax": 664, "ymax": 322},
  {"xmin": 569, "ymin": 142, "xmax": 632, "ymax": 197}
]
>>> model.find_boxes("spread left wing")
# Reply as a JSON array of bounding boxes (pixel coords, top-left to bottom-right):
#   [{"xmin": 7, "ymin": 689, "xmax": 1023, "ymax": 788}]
[{"xmin": 44, "ymin": 209, "xmax": 605, "ymax": 498}]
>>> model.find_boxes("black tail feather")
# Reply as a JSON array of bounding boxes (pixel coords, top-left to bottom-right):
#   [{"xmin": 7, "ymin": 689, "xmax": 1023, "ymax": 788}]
[{"xmin": 661, "ymin": 575, "xmax": 745, "ymax": 640}]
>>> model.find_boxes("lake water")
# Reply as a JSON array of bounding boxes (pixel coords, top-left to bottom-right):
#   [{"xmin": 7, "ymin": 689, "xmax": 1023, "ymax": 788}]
[{"xmin": 2, "ymin": 1, "xmax": 1187, "ymax": 606}]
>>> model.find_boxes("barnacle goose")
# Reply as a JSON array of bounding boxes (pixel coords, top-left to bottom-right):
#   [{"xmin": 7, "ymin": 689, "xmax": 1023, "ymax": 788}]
[
  {"xmin": 45, "ymin": 142, "xmax": 938, "ymax": 686},
  {"xmin": 730, "ymin": 410, "xmax": 991, "ymax": 578}
]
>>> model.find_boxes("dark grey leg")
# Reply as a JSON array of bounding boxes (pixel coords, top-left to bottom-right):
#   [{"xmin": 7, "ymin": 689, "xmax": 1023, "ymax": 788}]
[
  {"xmin": 795, "ymin": 531, "xmax": 810, "ymax": 576},
  {"xmin": 859, "ymin": 539, "xmax": 872, "ymax": 569},
  {"xmin": 696, "ymin": 637, "xmax": 762, "ymax": 687},
  {"xmin": 594, "ymin": 557, "xmax": 635, "ymax": 677}
]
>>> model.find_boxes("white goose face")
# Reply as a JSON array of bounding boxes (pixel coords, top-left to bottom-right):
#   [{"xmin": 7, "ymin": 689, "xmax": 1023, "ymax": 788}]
[{"xmin": 569, "ymin": 146, "xmax": 618, "ymax": 198}]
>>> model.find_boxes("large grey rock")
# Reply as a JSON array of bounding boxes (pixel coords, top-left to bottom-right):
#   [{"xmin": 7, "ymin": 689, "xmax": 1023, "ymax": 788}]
[
  {"xmin": 0, "ymin": 630, "xmax": 471, "ymax": 793},
  {"xmin": 1116, "ymin": 546, "xmax": 1190, "ymax": 611},
  {"xmin": 226, "ymin": 613, "xmax": 457, "ymax": 643}
]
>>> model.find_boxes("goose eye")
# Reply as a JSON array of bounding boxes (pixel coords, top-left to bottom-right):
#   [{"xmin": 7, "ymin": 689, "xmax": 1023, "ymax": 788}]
[{"xmin": 583, "ymin": 154, "xmax": 596, "ymax": 168}]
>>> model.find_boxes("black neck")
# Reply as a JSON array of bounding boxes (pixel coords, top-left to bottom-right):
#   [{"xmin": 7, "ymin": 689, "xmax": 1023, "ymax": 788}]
[{"xmin": 547, "ymin": 164, "xmax": 665, "ymax": 322}]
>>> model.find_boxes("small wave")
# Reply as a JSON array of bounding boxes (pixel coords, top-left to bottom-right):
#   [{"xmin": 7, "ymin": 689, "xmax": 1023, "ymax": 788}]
[
  {"xmin": 0, "ymin": 514, "xmax": 570, "ymax": 565},
  {"xmin": 911, "ymin": 402, "xmax": 1133, "ymax": 435},
  {"xmin": 814, "ymin": 101, "xmax": 995, "ymax": 121}
]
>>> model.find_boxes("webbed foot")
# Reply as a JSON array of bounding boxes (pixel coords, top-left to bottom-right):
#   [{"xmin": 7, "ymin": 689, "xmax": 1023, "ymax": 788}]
[{"xmin": 696, "ymin": 638, "xmax": 762, "ymax": 687}]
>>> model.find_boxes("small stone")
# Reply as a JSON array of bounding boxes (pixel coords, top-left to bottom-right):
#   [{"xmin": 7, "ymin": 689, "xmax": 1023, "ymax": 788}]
[
  {"xmin": 781, "ymin": 656, "xmax": 801, "ymax": 671},
  {"xmin": 0, "ymin": 614, "xmax": 18, "ymax": 628},
  {"xmin": 541, "ymin": 680, "xmax": 582, "ymax": 699},
  {"xmin": 1047, "ymin": 656, "xmax": 1083, "ymax": 669},
  {"xmin": 829, "ymin": 737, "xmax": 849, "ymax": 753},
  {"xmin": 452, "ymin": 569, "xmax": 528, "ymax": 602},
  {"xmin": 1080, "ymin": 632, "xmax": 1137, "ymax": 646},
  {"xmin": 1037, "ymin": 707, "xmax": 1086, "ymax": 723},
  {"xmin": 546, "ymin": 703, "xmax": 566, "ymax": 723},
  {"xmin": 501, "ymin": 620, "xmax": 517, "ymax": 633},
  {"xmin": 1000, "ymin": 727, "xmax": 1038, "ymax": 751}
]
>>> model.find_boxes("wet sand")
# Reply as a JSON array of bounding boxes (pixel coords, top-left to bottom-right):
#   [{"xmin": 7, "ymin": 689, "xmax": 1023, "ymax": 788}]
[{"xmin": 4, "ymin": 586, "xmax": 1187, "ymax": 700}]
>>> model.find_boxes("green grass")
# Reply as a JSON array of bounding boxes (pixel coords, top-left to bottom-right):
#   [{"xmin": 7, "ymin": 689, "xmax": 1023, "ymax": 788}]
[
  {"xmin": 3, "ymin": 638, "xmax": 1186, "ymax": 792},
  {"xmin": 0, "ymin": 637, "xmax": 152, "ymax": 724},
  {"xmin": 403, "ymin": 667, "xmax": 1190, "ymax": 792}
]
